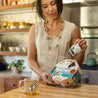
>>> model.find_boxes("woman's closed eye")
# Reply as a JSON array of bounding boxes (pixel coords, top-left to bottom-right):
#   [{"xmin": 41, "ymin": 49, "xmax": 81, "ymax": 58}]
[
  {"xmin": 42, "ymin": 5, "xmax": 48, "ymax": 9},
  {"xmin": 51, "ymin": 1, "xmax": 56, "ymax": 5}
]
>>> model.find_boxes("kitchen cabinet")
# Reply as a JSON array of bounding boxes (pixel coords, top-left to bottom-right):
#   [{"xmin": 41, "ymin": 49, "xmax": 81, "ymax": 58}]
[
  {"xmin": 5, "ymin": 77, "xmax": 24, "ymax": 92},
  {"xmin": 0, "ymin": 70, "xmax": 32, "ymax": 93},
  {"xmin": 0, "ymin": 76, "xmax": 25, "ymax": 93},
  {"xmin": 80, "ymin": 69, "xmax": 98, "ymax": 85},
  {"xmin": 0, "ymin": 78, "xmax": 4, "ymax": 93}
]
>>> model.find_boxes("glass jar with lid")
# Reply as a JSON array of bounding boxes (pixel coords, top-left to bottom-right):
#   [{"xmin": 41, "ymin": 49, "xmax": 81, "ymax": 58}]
[
  {"xmin": 19, "ymin": 22, "xmax": 26, "ymax": 28},
  {"xmin": 10, "ymin": 22, "xmax": 17, "ymax": 29},
  {"xmin": 3, "ymin": 21, "xmax": 8, "ymax": 29},
  {"xmin": 25, "ymin": 23, "xmax": 32, "ymax": 28}
]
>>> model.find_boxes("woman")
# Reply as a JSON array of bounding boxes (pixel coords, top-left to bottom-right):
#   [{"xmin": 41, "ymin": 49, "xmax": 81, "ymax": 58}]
[{"xmin": 28, "ymin": 0, "xmax": 87, "ymax": 85}]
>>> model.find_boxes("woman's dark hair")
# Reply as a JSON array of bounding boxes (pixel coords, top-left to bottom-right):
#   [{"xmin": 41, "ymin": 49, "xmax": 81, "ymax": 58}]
[{"xmin": 36, "ymin": 0, "xmax": 63, "ymax": 19}]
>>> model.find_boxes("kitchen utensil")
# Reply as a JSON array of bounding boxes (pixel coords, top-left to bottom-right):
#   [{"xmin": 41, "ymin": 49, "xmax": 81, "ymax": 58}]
[{"xmin": 86, "ymin": 52, "xmax": 97, "ymax": 67}]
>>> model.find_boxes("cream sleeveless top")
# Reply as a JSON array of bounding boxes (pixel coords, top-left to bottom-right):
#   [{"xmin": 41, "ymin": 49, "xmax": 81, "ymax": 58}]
[{"xmin": 35, "ymin": 20, "xmax": 75, "ymax": 73}]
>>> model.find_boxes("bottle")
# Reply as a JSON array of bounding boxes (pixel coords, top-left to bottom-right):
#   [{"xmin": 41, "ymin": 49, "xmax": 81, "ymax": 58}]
[{"xmin": 69, "ymin": 43, "xmax": 82, "ymax": 56}]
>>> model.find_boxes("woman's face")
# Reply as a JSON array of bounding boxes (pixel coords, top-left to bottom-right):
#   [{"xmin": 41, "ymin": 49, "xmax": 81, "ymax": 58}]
[{"xmin": 41, "ymin": 0, "xmax": 58, "ymax": 20}]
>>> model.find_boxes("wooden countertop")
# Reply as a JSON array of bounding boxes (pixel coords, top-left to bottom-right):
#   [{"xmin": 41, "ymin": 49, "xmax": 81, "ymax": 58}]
[
  {"xmin": 0, "ymin": 70, "xmax": 32, "ymax": 78},
  {"xmin": 0, "ymin": 81, "xmax": 98, "ymax": 98}
]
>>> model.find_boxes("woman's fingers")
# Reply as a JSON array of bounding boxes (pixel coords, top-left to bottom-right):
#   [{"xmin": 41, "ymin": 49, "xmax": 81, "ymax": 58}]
[
  {"xmin": 74, "ymin": 39, "xmax": 80, "ymax": 44},
  {"xmin": 43, "ymin": 73, "xmax": 56, "ymax": 85},
  {"xmin": 74, "ymin": 39, "xmax": 86, "ymax": 45},
  {"xmin": 46, "ymin": 80, "xmax": 56, "ymax": 85},
  {"xmin": 79, "ymin": 40, "xmax": 87, "ymax": 47},
  {"xmin": 74, "ymin": 39, "xmax": 87, "ymax": 47},
  {"xmin": 73, "ymin": 38, "xmax": 87, "ymax": 52}
]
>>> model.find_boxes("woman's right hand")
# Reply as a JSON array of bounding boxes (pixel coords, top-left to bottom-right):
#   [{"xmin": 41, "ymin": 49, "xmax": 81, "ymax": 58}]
[{"xmin": 40, "ymin": 72, "xmax": 56, "ymax": 86}]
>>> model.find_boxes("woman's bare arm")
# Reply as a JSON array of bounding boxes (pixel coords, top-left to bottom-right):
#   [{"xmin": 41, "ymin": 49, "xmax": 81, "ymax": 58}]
[
  {"xmin": 28, "ymin": 25, "xmax": 43, "ymax": 76},
  {"xmin": 71, "ymin": 25, "xmax": 87, "ymax": 65}
]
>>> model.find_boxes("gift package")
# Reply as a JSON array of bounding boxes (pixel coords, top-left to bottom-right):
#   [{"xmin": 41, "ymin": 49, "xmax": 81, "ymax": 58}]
[{"xmin": 50, "ymin": 59, "xmax": 82, "ymax": 87}]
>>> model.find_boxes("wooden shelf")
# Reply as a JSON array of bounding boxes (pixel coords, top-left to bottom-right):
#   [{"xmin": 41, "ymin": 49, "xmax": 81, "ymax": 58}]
[
  {"xmin": 80, "ymin": 26, "xmax": 98, "ymax": 28},
  {"xmin": 0, "ymin": 51, "xmax": 27, "ymax": 56},
  {"xmin": 0, "ymin": 28, "xmax": 30, "ymax": 33},
  {"xmin": 0, "ymin": 4, "xmax": 34, "ymax": 10}
]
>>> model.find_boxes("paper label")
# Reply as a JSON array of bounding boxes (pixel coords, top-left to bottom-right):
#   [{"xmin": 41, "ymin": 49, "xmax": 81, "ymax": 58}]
[{"xmin": 69, "ymin": 43, "xmax": 82, "ymax": 56}]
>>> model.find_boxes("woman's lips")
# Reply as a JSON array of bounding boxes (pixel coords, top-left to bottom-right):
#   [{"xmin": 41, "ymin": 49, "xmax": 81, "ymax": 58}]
[{"xmin": 50, "ymin": 13, "xmax": 56, "ymax": 16}]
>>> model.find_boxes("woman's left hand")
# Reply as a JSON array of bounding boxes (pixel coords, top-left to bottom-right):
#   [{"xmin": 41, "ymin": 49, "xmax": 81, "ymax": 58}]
[{"xmin": 74, "ymin": 38, "xmax": 87, "ymax": 52}]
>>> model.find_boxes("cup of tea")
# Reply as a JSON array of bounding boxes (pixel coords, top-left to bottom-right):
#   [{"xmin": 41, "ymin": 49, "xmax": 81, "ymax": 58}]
[{"xmin": 19, "ymin": 77, "xmax": 39, "ymax": 95}]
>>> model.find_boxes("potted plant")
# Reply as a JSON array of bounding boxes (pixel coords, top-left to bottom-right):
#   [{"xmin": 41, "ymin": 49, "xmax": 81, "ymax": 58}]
[{"xmin": 8, "ymin": 59, "xmax": 25, "ymax": 73}]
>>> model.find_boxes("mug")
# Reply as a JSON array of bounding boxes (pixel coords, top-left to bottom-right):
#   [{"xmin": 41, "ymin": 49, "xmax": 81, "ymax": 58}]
[
  {"xmin": 15, "ymin": 47, "xmax": 21, "ymax": 52},
  {"xmin": 19, "ymin": 77, "xmax": 39, "ymax": 95},
  {"xmin": 9, "ymin": 47, "xmax": 15, "ymax": 52},
  {"xmin": 22, "ymin": 47, "xmax": 27, "ymax": 52}
]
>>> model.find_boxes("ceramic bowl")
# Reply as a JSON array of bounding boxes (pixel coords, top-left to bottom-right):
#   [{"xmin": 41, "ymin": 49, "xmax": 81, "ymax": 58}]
[
  {"xmin": 9, "ymin": 47, "xmax": 15, "ymax": 52},
  {"xmin": 22, "ymin": 47, "xmax": 27, "ymax": 52},
  {"xmin": 15, "ymin": 47, "xmax": 21, "ymax": 52}
]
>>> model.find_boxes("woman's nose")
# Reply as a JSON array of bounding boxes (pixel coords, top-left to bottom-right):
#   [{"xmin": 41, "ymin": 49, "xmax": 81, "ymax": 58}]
[{"xmin": 48, "ymin": 5, "xmax": 53, "ymax": 12}]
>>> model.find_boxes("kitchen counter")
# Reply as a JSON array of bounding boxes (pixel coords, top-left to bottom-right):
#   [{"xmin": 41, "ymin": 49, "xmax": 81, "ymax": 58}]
[
  {"xmin": 0, "ymin": 70, "xmax": 32, "ymax": 78},
  {"xmin": 0, "ymin": 81, "xmax": 98, "ymax": 98}
]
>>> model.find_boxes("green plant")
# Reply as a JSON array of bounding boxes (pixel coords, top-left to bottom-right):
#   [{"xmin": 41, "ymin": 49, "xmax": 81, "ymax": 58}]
[{"xmin": 8, "ymin": 59, "xmax": 25, "ymax": 71}]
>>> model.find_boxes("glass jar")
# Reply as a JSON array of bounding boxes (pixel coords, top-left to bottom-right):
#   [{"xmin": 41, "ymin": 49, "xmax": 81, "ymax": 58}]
[
  {"xmin": 25, "ymin": 23, "xmax": 32, "ymax": 28},
  {"xmin": 19, "ymin": 22, "xmax": 26, "ymax": 28},
  {"xmin": 3, "ymin": 21, "xmax": 8, "ymax": 29},
  {"xmin": 10, "ymin": 22, "xmax": 17, "ymax": 29},
  {"xmin": 7, "ymin": 22, "xmax": 11, "ymax": 28}
]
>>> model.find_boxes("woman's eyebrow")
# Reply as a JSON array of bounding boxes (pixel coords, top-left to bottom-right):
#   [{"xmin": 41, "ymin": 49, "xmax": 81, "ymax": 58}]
[
  {"xmin": 50, "ymin": 0, "xmax": 55, "ymax": 4},
  {"xmin": 41, "ymin": 0, "xmax": 55, "ymax": 6},
  {"xmin": 42, "ymin": 4, "xmax": 47, "ymax": 6}
]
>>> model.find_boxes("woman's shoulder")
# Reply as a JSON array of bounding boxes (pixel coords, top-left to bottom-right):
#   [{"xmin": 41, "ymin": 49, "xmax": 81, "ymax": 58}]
[
  {"xmin": 35, "ymin": 20, "xmax": 44, "ymax": 26},
  {"xmin": 65, "ymin": 20, "xmax": 75, "ymax": 26}
]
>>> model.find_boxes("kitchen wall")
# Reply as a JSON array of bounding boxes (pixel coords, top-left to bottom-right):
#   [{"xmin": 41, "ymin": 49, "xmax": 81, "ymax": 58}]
[
  {"xmin": 61, "ymin": 5, "xmax": 80, "ymax": 26},
  {"xmin": 80, "ymin": 6, "xmax": 98, "ymax": 26},
  {"xmin": 62, "ymin": 5, "xmax": 98, "ymax": 27},
  {"xmin": 0, "ymin": 12, "xmax": 40, "ymax": 72},
  {"xmin": 62, "ymin": 5, "xmax": 98, "ymax": 64}
]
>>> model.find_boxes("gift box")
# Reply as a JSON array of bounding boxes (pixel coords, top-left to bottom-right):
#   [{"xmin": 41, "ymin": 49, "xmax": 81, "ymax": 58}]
[{"xmin": 50, "ymin": 59, "xmax": 82, "ymax": 87}]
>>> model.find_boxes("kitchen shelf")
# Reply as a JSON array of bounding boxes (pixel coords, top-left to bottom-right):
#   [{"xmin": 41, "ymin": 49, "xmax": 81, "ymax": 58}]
[
  {"xmin": 0, "ymin": 4, "xmax": 34, "ymax": 10},
  {"xmin": 0, "ymin": 51, "xmax": 27, "ymax": 56},
  {"xmin": 81, "ymin": 64, "xmax": 98, "ymax": 70},
  {"xmin": 0, "ymin": 3, "xmax": 36, "ymax": 15},
  {"xmin": 80, "ymin": 25, "xmax": 98, "ymax": 28},
  {"xmin": 64, "ymin": 2, "xmax": 98, "ymax": 7},
  {"xmin": 0, "ymin": 28, "xmax": 30, "ymax": 33}
]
